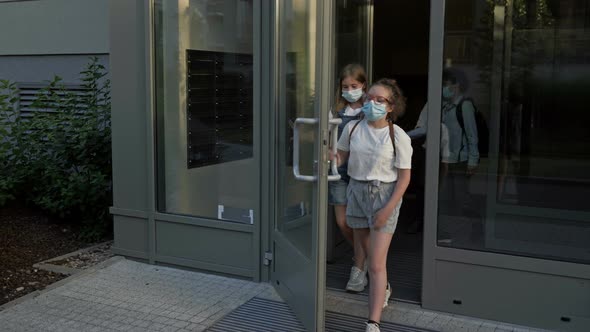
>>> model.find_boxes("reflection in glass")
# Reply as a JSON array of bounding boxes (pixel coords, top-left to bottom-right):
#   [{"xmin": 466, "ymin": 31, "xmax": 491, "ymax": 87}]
[
  {"xmin": 276, "ymin": 0, "xmax": 317, "ymax": 259},
  {"xmin": 186, "ymin": 50, "xmax": 253, "ymax": 168},
  {"xmin": 154, "ymin": 0, "xmax": 257, "ymax": 223},
  {"xmin": 438, "ymin": 0, "xmax": 590, "ymax": 264}
]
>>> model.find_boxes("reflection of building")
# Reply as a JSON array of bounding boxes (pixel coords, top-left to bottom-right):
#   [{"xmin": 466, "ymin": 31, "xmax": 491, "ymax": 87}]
[{"xmin": 438, "ymin": 3, "xmax": 590, "ymax": 330}]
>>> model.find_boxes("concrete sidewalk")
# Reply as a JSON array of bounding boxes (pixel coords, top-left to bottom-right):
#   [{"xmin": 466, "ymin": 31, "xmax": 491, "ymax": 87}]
[
  {"xmin": 0, "ymin": 257, "xmax": 279, "ymax": 332},
  {"xmin": 0, "ymin": 257, "xmax": 549, "ymax": 332}
]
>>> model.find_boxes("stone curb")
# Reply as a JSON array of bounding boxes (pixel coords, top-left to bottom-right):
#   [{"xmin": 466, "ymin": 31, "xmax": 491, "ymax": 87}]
[
  {"xmin": 36, "ymin": 240, "xmax": 113, "ymax": 264},
  {"xmin": 32, "ymin": 240, "xmax": 113, "ymax": 274},
  {"xmin": 0, "ymin": 256, "xmax": 125, "ymax": 312}
]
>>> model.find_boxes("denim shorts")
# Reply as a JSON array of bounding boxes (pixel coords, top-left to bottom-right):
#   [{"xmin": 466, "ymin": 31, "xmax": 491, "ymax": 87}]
[
  {"xmin": 328, "ymin": 179, "xmax": 348, "ymax": 205},
  {"xmin": 346, "ymin": 179, "xmax": 402, "ymax": 234}
]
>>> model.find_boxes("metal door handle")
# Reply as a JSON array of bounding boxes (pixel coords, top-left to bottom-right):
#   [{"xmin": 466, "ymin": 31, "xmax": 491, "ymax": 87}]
[
  {"xmin": 293, "ymin": 118, "xmax": 318, "ymax": 182},
  {"xmin": 292, "ymin": 118, "xmax": 342, "ymax": 182},
  {"xmin": 327, "ymin": 118, "xmax": 342, "ymax": 182}
]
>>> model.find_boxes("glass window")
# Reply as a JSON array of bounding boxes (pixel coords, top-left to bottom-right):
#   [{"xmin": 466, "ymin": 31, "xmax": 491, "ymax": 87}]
[
  {"xmin": 438, "ymin": 0, "xmax": 590, "ymax": 264},
  {"xmin": 154, "ymin": 0, "xmax": 257, "ymax": 224}
]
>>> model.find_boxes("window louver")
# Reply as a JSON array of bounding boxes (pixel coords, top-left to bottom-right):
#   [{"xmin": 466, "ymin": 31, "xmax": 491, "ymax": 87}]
[{"xmin": 17, "ymin": 83, "xmax": 89, "ymax": 119}]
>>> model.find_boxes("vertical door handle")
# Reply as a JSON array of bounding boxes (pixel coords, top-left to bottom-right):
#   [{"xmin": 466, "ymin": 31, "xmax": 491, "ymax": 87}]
[
  {"xmin": 327, "ymin": 118, "xmax": 342, "ymax": 182},
  {"xmin": 293, "ymin": 118, "xmax": 319, "ymax": 182},
  {"xmin": 292, "ymin": 118, "xmax": 342, "ymax": 182}
]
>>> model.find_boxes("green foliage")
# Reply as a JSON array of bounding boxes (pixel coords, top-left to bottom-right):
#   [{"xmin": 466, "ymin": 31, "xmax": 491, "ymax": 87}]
[{"xmin": 0, "ymin": 58, "xmax": 112, "ymax": 240}]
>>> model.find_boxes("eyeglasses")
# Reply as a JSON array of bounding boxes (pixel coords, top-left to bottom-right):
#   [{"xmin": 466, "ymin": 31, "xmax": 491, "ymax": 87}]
[{"xmin": 366, "ymin": 94, "xmax": 392, "ymax": 105}]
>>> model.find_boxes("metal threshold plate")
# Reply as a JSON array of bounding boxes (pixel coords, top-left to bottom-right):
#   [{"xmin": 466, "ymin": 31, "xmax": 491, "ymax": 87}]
[{"xmin": 207, "ymin": 297, "xmax": 438, "ymax": 331}]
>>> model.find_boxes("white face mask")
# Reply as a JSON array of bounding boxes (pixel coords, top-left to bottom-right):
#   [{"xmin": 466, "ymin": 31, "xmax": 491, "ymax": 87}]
[{"xmin": 342, "ymin": 87, "xmax": 363, "ymax": 103}]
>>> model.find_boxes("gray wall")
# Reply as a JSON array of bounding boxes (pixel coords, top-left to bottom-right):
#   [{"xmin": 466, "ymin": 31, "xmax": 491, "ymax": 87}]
[
  {"xmin": 0, "ymin": 0, "xmax": 109, "ymax": 56},
  {"xmin": 0, "ymin": 55, "xmax": 109, "ymax": 84},
  {"xmin": 0, "ymin": 0, "xmax": 109, "ymax": 85}
]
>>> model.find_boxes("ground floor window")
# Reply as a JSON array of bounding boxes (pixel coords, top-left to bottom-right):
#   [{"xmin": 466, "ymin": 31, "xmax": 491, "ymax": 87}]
[
  {"xmin": 153, "ymin": 0, "xmax": 258, "ymax": 224},
  {"xmin": 437, "ymin": 0, "xmax": 590, "ymax": 264}
]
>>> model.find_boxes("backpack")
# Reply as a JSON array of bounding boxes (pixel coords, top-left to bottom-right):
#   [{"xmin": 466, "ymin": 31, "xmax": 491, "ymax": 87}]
[
  {"xmin": 455, "ymin": 98, "xmax": 489, "ymax": 158},
  {"xmin": 349, "ymin": 119, "xmax": 397, "ymax": 157}
]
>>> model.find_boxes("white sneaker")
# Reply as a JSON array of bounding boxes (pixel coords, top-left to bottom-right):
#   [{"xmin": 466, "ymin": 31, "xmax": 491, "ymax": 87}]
[
  {"xmin": 383, "ymin": 282, "xmax": 391, "ymax": 308},
  {"xmin": 365, "ymin": 322, "xmax": 381, "ymax": 332},
  {"xmin": 345, "ymin": 265, "xmax": 368, "ymax": 293}
]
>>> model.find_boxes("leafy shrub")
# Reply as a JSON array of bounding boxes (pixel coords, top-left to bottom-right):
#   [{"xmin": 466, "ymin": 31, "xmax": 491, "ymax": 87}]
[{"xmin": 0, "ymin": 57, "xmax": 112, "ymax": 240}]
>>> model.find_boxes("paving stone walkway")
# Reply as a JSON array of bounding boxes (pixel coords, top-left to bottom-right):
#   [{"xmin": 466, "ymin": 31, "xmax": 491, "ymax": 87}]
[
  {"xmin": 0, "ymin": 257, "xmax": 551, "ymax": 332},
  {"xmin": 0, "ymin": 257, "xmax": 279, "ymax": 332}
]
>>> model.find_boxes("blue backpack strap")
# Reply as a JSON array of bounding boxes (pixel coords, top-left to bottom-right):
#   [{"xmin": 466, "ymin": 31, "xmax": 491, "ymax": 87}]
[
  {"xmin": 455, "ymin": 97, "xmax": 473, "ymax": 135},
  {"xmin": 388, "ymin": 120, "xmax": 397, "ymax": 157}
]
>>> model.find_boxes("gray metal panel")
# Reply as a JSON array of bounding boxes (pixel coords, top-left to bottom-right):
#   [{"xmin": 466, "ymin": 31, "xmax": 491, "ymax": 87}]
[
  {"xmin": 112, "ymin": 215, "xmax": 149, "ymax": 255},
  {"xmin": 434, "ymin": 246, "xmax": 590, "ymax": 280},
  {"xmin": 144, "ymin": 0, "xmax": 156, "ymax": 265},
  {"xmin": 155, "ymin": 220, "xmax": 253, "ymax": 277},
  {"xmin": 315, "ymin": 0, "xmax": 334, "ymax": 329},
  {"xmin": 109, "ymin": 0, "xmax": 148, "ymax": 213},
  {"xmin": 422, "ymin": 0, "xmax": 445, "ymax": 308},
  {"xmin": 432, "ymin": 260, "xmax": 590, "ymax": 332},
  {"xmin": 251, "ymin": 0, "xmax": 263, "ymax": 282},
  {"xmin": 258, "ymin": 0, "xmax": 273, "ymax": 283},
  {"xmin": 153, "ymin": 212, "xmax": 253, "ymax": 233}
]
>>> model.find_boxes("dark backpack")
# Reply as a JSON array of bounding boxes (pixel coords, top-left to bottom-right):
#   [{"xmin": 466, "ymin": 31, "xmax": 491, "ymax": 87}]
[{"xmin": 455, "ymin": 98, "xmax": 489, "ymax": 158}]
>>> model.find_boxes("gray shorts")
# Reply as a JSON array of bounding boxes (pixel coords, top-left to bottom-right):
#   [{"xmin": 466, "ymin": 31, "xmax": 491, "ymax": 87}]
[
  {"xmin": 328, "ymin": 179, "xmax": 348, "ymax": 205},
  {"xmin": 346, "ymin": 179, "xmax": 402, "ymax": 234}
]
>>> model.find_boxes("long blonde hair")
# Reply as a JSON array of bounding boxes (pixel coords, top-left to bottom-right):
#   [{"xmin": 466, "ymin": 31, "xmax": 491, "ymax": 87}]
[{"xmin": 334, "ymin": 64, "xmax": 368, "ymax": 116}]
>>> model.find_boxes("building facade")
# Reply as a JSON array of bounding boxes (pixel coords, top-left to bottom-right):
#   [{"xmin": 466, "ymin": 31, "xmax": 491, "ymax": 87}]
[
  {"xmin": 42, "ymin": 0, "xmax": 590, "ymax": 331},
  {"xmin": 0, "ymin": 0, "xmax": 109, "ymax": 91}
]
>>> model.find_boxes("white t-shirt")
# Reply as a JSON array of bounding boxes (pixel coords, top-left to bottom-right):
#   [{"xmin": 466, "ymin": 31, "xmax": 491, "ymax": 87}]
[{"xmin": 337, "ymin": 120, "xmax": 412, "ymax": 182}]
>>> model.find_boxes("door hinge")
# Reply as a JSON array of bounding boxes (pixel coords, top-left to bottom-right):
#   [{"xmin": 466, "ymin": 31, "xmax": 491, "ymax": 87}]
[{"xmin": 263, "ymin": 251, "xmax": 273, "ymax": 266}]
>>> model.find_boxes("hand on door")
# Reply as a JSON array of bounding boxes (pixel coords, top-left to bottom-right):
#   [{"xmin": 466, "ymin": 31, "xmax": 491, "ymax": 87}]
[
  {"xmin": 329, "ymin": 150, "xmax": 349, "ymax": 168},
  {"xmin": 328, "ymin": 150, "xmax": 339, "ymax": 166}
]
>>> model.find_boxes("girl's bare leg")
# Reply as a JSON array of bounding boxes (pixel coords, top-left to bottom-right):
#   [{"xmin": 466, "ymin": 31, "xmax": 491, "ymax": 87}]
[
  {"xmin": 335, "ymin": 205, "xmax": 366, "ymax": 268},
  {"xmin": 366, "ymin": 230, "xmax": 394, "ymax": 323}
]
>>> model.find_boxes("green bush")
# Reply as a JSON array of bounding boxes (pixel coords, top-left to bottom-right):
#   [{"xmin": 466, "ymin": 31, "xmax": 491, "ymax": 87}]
[{"xmin": 0, "ymin": 57, "xmax": 112, "ymax": 240}]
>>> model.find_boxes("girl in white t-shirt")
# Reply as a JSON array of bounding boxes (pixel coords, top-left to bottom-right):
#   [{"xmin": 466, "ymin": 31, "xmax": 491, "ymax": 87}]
[{"xmin": 334, "ymin": 78, "xmax": 412, "ymax": 332}]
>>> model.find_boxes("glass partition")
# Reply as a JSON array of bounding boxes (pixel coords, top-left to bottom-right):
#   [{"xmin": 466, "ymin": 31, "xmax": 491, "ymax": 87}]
[
  {"xmin": 154, "ymin": 0, "xmax": 258, "ymax": 224},
  {"xmin": 438, "ymin": 0, "xmax": 590, "ymax": 264}
]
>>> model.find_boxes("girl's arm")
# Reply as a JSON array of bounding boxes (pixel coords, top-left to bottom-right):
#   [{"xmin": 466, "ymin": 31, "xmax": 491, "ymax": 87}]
[
  {"xmin": 374, "ymin": 168, "xmax": 411, "ymax": 228},
  {"xmin": 330, "ymin": 149, "xmax": 349, "ymax": 168}
]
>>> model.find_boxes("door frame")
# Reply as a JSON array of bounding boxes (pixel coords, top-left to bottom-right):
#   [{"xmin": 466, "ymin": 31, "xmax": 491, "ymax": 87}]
[{"xmin": 264, "ymin": 0, "xmax": 335, "ymax": 330}]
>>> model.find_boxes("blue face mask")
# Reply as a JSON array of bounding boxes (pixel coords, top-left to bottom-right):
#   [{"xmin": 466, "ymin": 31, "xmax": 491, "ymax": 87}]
[
  {"xmin": 362, "ymin": 101, "xmax": 388, "ymax": 121},
  {"xmin": 342, "ymin": 88, "xmax": 363, "ymax": 103},
  {"xmin": 442, "ymin": 86, "xmax": 454, "ymax": 100}
]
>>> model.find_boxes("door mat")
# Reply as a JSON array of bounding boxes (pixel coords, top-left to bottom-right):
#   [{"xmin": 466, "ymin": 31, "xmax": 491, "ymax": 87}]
[
  {"xmin": 207, "ymin": 297, "xmax": 438, "ymax": 332},
  {"xmin": 206, "ymin": 297, "xmax": 305, "ymax": 331},
  {"xmin": 326, "ymin": 311, "xmax": 439, "ymax": 332}
]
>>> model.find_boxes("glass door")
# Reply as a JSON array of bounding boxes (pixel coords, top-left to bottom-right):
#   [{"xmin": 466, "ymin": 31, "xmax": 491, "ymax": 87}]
[{"xmin": 270, "ymin": 1, "xmax": 335, "ymax": 331}]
